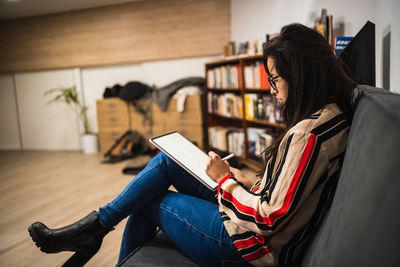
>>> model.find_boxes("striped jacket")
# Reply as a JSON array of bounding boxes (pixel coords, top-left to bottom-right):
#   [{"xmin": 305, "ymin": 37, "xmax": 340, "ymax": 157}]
[{"xmin": 217, "ymin": 103, "xmax": 349, "ymax": 266}]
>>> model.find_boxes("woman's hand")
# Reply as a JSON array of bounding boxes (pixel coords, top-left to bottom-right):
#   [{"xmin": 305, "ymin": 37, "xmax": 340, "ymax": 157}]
[
  {"xmin": 205, "ymin": 151, "xmax": 230, "ymax": 183},
  {"xmin": 229, "ymin": 166, "xmax": 244, "ymax": 179},
  {"xmin": 229, "ymin": 167, "xmax": 254, "ymax": 188}
]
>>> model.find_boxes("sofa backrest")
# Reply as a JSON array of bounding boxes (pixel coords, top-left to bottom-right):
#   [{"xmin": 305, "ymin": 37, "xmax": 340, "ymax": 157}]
[{"xmin": 302, "ymin": 85, "xmax": 400, "ymax": 266}]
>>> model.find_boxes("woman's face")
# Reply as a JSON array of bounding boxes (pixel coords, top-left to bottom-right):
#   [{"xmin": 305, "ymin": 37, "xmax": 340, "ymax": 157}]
[{"xmin": 267, "ymin": 57, "xmax": 289, "ymax": 105}]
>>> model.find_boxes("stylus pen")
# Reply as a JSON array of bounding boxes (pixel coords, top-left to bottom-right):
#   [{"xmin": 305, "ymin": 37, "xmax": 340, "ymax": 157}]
[{"xmin": 222, "ymin": 153, "xmax": 235, "ymax": 161}]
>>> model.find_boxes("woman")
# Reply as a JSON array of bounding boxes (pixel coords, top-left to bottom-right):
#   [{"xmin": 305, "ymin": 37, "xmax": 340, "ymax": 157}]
[{"xmin": 28, "ymin": 23, "xmax": 357, "ymax": 266}]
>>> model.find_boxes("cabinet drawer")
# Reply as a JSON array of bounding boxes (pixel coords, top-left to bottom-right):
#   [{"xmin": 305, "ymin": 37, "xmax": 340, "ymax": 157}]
[
  {"xmin": 98, "ymin": 113, "xmax": 130, "ymax": 128},
  {"xmin": 97, "ymin": 98, "xmax": 128, "ymax": 113},
  {"xmin": 98, "ymin": 128, "xmax": 128, "ymax": 154}
]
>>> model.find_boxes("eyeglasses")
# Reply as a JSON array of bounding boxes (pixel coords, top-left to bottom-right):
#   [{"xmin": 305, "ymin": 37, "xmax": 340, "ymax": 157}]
[{"xmin": 267, "ymin": 75, "xmax": 280, "ymax": 91}]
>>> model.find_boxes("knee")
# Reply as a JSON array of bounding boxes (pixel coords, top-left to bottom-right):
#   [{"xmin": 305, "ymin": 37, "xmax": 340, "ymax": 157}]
[
  {"xmin": 149, "ymin": 151, "xmax": 181, "ymax": 174},
  {"xmin": 153, "ymin": 151, "xmax": 172, "ymax": 164},
  {"xmin": 147, "ymin": 152, "xmax": 174, "ymax": 170}
]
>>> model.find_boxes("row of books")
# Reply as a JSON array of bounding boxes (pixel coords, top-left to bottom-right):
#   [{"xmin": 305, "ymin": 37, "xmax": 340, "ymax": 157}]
[
  {"xmin": 244, "ymin": 94, "xmax": 283, "ymax": 122},
  {"xmin": 208, "ymin": 127, "xmax": 245, "ymax": 157},
  {"xmin": 206, "ymin": 61, "xmax": 270, "ymax": 90},
  {"xmin": 208, "ymin": 126, "xmax": 277, "ymax": 159},
  {"xmin": 223, "ymin": 40, "xmax": 263, "ymax": 57},
  {"xmin": 207, "ymin": 64, "xmax": 241, "ymax": 89},
  {"xmin": 247, "ymin": 127, "xmax": 276, "ymax": 159},
  {"xmin": 207, "ymin": 93, "xmax": 243, "ymax": 119},
  {"xmin": 243, "ymin": 61, "xmax": 269, "ymax": 89}
]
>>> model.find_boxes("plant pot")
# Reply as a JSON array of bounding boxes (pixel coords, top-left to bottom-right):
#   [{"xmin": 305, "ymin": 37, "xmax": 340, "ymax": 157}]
[{"xmin": 81, "ymin": 134, "xmax": 99, "ymax": 154}]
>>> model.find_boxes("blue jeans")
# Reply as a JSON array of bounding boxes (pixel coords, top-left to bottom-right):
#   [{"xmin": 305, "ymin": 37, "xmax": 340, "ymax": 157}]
[{"xmin": 97, "ymin": 152, "xmax": 249, "ymax": 266}]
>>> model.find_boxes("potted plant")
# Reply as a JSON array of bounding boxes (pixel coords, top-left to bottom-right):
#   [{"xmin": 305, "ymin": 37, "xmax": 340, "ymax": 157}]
[{"xmin": 44, "ymin": 86, "xmax": 98, "ymax": 154}]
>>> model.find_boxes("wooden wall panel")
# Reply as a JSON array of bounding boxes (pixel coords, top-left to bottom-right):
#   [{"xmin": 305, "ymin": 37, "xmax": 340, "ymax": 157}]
[{"xmin": 0, "ymin": 0, "xmax": 230, "ymax": 73}]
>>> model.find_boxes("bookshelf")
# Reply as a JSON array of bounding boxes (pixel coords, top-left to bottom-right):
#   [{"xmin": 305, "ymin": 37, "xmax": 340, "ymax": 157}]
[{"xmin": 205, "ymin": 54, "xmax": 286, "ymax": 171}]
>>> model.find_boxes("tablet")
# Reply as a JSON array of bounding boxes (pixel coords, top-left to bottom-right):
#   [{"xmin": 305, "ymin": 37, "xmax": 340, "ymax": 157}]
[{"xmin": 149, "ymin": 131, "xmax": 218, "ymax": 191}]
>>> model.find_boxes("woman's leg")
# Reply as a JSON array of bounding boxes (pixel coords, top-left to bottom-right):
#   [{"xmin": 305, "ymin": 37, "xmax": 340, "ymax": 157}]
[
  {"xmin": 97, "ymin": 152, "xmax": 216, "ymax": 229},
  {"xmin": 98, "ymin": 151, "xmax": 221, "ymax": 262},
  {"xmin": 117, "ymin": 213, "xmax": 157, "ymax": 263},
  {"xmin": 127, "ymin": 191, "xmax": 250, "ymax": 266}
]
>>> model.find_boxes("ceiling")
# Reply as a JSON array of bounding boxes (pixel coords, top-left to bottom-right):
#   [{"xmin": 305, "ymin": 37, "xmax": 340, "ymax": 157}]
[{"xmin": 0, "ymin": 0, "xmax": 144, "ymax": 20}]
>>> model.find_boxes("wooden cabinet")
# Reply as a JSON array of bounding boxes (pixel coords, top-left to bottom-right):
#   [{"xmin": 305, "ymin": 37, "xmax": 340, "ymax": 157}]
[
  {"xmin": 96, "ymin": 95, "xmax": 206, "ymax": 155},
  {"xmin": 205, "ymin": 54, "xmax": 285, "ymax": 170},
  {"xmin": 97, "ymin": 98, "xmax": 129, "ymax": 154},
  {"xmin": 152, "ymin": 95, "xmax": 206, "ymax": 149}
]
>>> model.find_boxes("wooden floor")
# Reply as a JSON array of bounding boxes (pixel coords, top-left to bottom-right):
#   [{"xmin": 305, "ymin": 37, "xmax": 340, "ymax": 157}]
[
  {"xmin": 0, "ymin": 150, "xmax": 257, "ymax": 267},
  {"xmin": 0, "ymin": 151, "xmax": 133, "ymax": 267}
]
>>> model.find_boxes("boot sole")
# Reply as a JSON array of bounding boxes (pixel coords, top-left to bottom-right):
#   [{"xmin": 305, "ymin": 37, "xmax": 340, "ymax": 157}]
[{"xmin": 28, "ymin": 224, "xmax": 59, "ymax": 254}]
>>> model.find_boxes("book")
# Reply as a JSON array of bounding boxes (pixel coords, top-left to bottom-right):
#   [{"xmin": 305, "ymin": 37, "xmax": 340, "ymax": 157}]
[
  {"xmin": 215, "ymin": 68, "xmax": 221, "ymax": 88},
  {"xmin": 247, "ymin": 127, "xmax": 267, "ymax": 158},
  {"xmin": 224, "ymin": 41, "xmax": 235, "ymax": 57},
  {"xmin": 220, "ymin": 65, "xmax": 227, "ymax": 88},
  {"xmin": 225, "ymin": 93, "xmax": 235, "ymax": 117},
  {"xmin": 236, "ymin": 65, "xmax": 242, "ymax": 89},
  {"xmin": 244, "ymin": 94, "xmax": 257, "ymax": 120},
  {"xmin": 207, "ymin": 70, "xmax": 215, "ymax": 88},
  {"xmin": 244, "ymin": 65, "xmax": 254, "ymax": 89},
  {"xmin": 259, "ymin": 63, "xmax": 269, "ymax": 89},
  {"xmin": 315, "ymin": 8, "xmax": 327, "ymax": 36},
  {"xmin": 255, "ymin": 95, "xmax": 265, "ymax": 120},
  {"xmin": 264, "ymin": 95, "xmax": 276, "ymax": 122},
  {"xmin": 256, "ymin": 132, "xmax": 274, "ymax": 155},
  {"xmin": 208, "ymin": 93, "xmax": 243, "ymax": 119},
  {"xmin": 334, "ymin": 36, "xmax": 353, "ymax": 57},
  {"xmin": 208, "ymin": 126, "xmax": 244, "ymax": 157},
  {"xmin": 230, "ymin": 65, "xmax": 237, "ymax": 88},
  {"xmin": 326, "ymin": 15, "xmax": 333, "ymax": 45},
  {"xmin": 207, "ymin": 92, "xmax": 212, "ymax": 113},
  {"xmin": 253, "ymin": 63, "xmax": 260, "ymax": 88}
]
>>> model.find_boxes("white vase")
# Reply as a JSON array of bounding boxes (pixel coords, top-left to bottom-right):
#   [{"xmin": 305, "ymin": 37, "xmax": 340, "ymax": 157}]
[{"xmin": 81, "ymin": 134, "xmax": 99, "ymax": 154}]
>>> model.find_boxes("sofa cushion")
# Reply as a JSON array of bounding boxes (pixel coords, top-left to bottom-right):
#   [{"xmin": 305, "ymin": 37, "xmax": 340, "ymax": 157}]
[
  {"xmin": 118, "ymin": 231, "xmax": 198, "ymax": 267},
  {"xmin": 302, "ymin": 86, "xmax": 400, "ymax": 266}
]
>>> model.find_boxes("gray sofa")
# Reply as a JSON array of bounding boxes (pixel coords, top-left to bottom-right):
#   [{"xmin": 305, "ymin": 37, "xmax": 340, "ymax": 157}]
[{"xmin": 120, "ymin": 85, "xmax": 400, "ymax": 266}]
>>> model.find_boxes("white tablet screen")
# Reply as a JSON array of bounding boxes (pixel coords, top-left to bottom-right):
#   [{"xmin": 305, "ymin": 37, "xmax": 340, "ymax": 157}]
[{"xmin": 150, "ymin": 132, "xmax": 218, "ymax": 190}]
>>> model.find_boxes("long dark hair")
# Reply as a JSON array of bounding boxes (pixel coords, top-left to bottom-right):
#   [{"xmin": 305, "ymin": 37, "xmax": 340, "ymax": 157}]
[{"xmin": 260, "ymin": 23, "xmax": 357, "ymax": 173}]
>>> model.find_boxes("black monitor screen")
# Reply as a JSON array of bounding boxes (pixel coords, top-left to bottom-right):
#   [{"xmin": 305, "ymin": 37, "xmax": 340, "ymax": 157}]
[{"xmin": 339, "ymin": 21, "xmax": 376, "ymax": 86}]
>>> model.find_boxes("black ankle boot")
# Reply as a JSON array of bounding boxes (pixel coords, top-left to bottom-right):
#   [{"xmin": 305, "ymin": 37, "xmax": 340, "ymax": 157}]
[{"xmin": 28, "ymin": 211, "xmax": 113, "ymax": 267}]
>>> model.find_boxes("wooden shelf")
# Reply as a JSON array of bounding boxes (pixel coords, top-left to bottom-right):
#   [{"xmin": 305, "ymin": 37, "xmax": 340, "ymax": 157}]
[
  {"xmin": 205, "ymin": 54, "xmax": 284, "ymax": 171},
  {"xmin": 205, "ymin": 53, "xmax": 263, "ymax": 66},
  {"xmin": 208, "ymin": 113, "xmax": 243, "ymax": 121},
  {"xmin": 207, "ymin": 88, "xmax": 241, "ymax": 93},
  {"xmin": 246, "ymin": 119, "xmax": 286, "ymax": 129},
  {"xmin": 242, "ymin": 158, "xmax": 263, "ymax": 171},
  {"xmin": 244, "ymin": 89, "xmax": 270, "ymax": 93}
]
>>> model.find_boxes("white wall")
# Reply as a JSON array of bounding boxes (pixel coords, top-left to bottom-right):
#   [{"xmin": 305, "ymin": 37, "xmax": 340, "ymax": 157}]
[
  {"xmin": 231, "ymin": 0, "xmax": 400, "ymax": 92},
  {"xmin": 0, "ymin": 75, "xmax": 21, "ymax": 149},
  {"xmin": 389, "ymin": 0, "xmax": 400, "ymax": 94},
  {"xmin": 14, "ymin": 70, "xmax": 80, "ymax": 150},
  {"xmin": 231, "ymin": 0, "xmax": 377, "ymax": 43}
]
